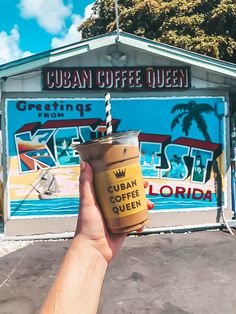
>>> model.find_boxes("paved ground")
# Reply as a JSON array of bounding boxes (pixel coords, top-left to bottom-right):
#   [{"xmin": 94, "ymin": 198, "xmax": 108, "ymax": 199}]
[{"xmin": 0, "ymin": 230, "xmax": 236, "ymax": 314}]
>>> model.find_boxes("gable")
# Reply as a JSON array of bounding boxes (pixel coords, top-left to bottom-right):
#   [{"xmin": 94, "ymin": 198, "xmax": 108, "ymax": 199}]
[{"xmin": 0, "ymin": 31, "xmax": 235, "ymax": 77}]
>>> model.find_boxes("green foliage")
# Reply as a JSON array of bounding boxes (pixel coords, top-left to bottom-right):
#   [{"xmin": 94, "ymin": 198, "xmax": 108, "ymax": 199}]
[{"xmin": 78, "ymin": 0, "xmax": 236, "ymax": 62}]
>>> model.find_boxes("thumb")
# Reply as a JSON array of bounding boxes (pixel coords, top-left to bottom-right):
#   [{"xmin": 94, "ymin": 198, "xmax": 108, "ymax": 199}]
[{"xmin": 79, "ymin": 160, "xmax": 97, "ymax": 208}]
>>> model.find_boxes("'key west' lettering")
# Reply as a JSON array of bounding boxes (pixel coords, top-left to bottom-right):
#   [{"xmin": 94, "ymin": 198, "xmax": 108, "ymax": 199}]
[{"xmin": 14, "ymin": 121, "xmax": 221, "ymax": 186}]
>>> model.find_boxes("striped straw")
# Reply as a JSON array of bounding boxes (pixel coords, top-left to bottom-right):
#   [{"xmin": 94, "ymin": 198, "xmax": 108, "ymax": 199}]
[{"xmin": 105, "ymin": 93, "xmax": 112, "ymax": 135}]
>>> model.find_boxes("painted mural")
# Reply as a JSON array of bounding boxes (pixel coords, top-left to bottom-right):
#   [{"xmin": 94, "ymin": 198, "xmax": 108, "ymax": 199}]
[
  {"xmin": 0, "ymin": 127, "xmax": 2, "ymax": 221},
  {"xmin": 5, "ymin": 97, "xmax": 226, "ymax": 218}
]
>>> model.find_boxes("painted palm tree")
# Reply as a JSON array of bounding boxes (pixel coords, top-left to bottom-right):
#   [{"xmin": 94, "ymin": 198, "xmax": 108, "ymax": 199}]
[
  {"xmin": 171, "ymin": 100, "xmax": 214, "ymax": 141},
  {"xmin": 171, "ymin": 100, "xmax": 224, "ymax": 223}
]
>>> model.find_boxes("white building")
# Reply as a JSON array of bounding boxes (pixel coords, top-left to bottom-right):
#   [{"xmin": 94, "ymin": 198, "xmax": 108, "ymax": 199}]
[{"xmin": 0, "ymin": 31, "xmax": 235, "ymax": 237}]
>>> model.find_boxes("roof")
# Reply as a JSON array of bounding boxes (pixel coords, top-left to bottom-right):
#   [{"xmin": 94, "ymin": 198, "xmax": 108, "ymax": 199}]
[{"xmin": 0, "ymin": 31, "xmax": 236, "ymax": 79}]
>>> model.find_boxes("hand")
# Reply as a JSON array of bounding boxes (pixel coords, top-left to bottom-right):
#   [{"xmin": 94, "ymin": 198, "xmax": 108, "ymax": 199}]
[
  {"xmin": 144, "ymin": 180, "xmax": 155, "ymax": 210},
  {"xmin": 74, "ymin": 160, "xmax": 154, "ymax": 264}
]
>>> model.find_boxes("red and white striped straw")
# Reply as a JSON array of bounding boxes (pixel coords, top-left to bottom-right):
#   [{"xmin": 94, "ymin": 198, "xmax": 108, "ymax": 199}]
[{"xmin": 105, "ymin": 93, "xmax": 112, "ymax": 135}]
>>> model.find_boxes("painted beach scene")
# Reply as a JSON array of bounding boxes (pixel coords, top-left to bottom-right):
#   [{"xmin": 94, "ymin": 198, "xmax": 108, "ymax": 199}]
[{"xmin": 6, "ymin": 97, "xmax": 226, "ymax": 217}]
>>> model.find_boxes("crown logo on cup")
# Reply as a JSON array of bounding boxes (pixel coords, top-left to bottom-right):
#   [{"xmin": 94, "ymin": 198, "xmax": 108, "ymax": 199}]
[{"xmin": 114, "ymin": 169, "xmax": 126, "ymax": 178}]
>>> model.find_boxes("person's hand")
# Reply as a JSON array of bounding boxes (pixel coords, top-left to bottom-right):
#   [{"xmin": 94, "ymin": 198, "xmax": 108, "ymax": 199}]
[{"xmin": 74, "ymin": 160, "xmax": 154, "ymax": 264}]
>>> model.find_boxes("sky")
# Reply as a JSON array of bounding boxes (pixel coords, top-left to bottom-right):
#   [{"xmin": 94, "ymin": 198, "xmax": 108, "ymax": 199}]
[{"xmin": 0, "ymin": 0, "xmax": 95, "ymax": 65}]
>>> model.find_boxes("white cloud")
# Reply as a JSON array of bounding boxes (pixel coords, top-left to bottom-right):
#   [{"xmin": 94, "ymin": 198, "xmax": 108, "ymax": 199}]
[
  {"xmin": 84, "ymin": 3, "xmax": 94, "ymax": 21},
  {"xmin": 51, "ymin": 14, "xmax": 82, "ymax": 49},
  {"xmin": 0, "ymin": 25, "xmax": 32, "ymax": 65},
  {"xmin": 51, "ymin": 3, "xmax": 94, "ymax": 49},
  {"xmin": 18, "ymin": 0, "xmax": 72, "ymax": 34}
]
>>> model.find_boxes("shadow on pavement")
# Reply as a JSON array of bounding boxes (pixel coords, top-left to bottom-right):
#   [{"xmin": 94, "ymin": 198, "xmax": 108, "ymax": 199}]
[
  {"xmin": 0, "ymin": 240, "xmax": 70, "ymax": 314},
  {"xmin": 0, "ymin": 231, "xmax": 236, "ymax": 314}
]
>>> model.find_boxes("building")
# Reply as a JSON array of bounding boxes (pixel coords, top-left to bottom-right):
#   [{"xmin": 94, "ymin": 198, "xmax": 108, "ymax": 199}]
[{"xmin": 0, "ymin": 31, "xmax": 236, "ymax": 237}]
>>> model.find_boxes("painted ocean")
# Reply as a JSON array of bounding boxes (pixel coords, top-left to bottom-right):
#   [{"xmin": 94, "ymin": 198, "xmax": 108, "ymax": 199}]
[
  {"xmin": 10, "ymin": 194, "xmax": 220, "ymax": 217},
  {"xmin": 10, "ymin": 198, "xmax": 79, "ymax": 217}
]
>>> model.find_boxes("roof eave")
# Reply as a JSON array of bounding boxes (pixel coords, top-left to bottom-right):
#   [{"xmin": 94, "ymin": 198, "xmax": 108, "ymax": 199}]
[
  {"xmin": 0, "ymin": 32, "xmax": 117, "ymax": 78},
  {"xmin": 0, "ymin": 31, "xmax": 235, "ymax": 79},
  {"xmin": 118, "ymin": 32, "xmax": 236, "ymax": 79}
]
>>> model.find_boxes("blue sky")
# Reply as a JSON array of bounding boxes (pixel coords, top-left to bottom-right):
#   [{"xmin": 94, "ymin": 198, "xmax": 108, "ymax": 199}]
[{"xmin": 0, "ymin": 0, "xmax": 95, "ymax": 65}]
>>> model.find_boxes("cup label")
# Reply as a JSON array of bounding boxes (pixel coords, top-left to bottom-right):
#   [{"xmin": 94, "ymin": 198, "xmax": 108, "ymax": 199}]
[{"xmin": 94, "ymin": 163, "xmax": 147, "ymax": 219}]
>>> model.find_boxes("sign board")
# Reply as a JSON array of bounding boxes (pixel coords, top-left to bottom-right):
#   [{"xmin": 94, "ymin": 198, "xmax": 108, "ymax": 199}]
[
  {"xmin": 42, "ymin": 67, "xmax": 191, "ymax": 91},
  {"xmin": 5, "ymin": 97, "xmax": 226, "ymax": 218}
]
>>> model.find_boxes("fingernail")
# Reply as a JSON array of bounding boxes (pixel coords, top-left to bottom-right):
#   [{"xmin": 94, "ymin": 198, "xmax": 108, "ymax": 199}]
[
  {"xmin": 148, "ymin": 203, "xmax": 154, "ymax": 210},
  {"xmin": 80, "ymin": 160, "xmax": 87, "ymax": 170}
]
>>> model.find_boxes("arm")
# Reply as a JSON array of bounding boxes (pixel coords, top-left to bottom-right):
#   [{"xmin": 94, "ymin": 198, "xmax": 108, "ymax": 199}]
[
  {"xmin": 40, "ymin": 160, "xmax": 154, "ymax": 314},
  {"xmin": 39, "ymin": 160, "xmax": 126, "ymax": 314},
  {"xmin": 39, "ymin": 238, "xmax": 108, "ymax": 314}
]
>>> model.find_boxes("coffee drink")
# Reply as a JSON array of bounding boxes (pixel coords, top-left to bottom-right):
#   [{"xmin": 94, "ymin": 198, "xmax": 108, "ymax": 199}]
[{"xmin": 74, "ymin": 131, "xmax": 149, "ymax": 233}]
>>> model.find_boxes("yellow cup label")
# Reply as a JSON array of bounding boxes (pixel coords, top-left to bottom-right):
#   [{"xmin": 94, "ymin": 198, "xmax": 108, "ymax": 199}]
[{"xmin": 94, "ymin": 163, "xmax": 147, "ymax": 219}]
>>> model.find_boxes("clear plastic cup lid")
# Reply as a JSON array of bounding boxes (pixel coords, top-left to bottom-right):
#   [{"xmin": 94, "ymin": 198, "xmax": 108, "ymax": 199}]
[{"xmin": 72, "ymin": 130, "xmax": 140, "ymax": 148}]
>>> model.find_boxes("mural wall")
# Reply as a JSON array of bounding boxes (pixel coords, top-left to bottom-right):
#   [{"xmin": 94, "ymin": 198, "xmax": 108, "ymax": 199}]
[
  {"xmin": 0, "ymin": 125, "xmax": 3, "ymax": 221},
  {"xmin": 5, "ymin": 97, "xmax": 226, "ymax": 218}
]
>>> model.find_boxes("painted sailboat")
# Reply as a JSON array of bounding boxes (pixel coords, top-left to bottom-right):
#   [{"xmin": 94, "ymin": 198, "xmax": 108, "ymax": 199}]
[{"xmin": 31, "ymin": 171, "xmax": 60, "ymax": 200}]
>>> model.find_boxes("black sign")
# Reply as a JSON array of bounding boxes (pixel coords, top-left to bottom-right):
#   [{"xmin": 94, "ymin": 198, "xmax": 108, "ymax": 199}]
[{"xmin": 42, "ymin": 66, "xmax": 191, "ymax": 91}]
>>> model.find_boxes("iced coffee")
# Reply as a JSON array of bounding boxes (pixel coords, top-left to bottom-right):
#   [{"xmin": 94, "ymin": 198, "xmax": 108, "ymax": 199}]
[{"xmin": 74, "ymin": 131, "xmax": 149, "ymax": 234}]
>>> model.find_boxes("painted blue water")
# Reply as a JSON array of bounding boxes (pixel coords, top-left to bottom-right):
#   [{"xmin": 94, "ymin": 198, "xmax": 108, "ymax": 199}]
[
  {"xmin": 142, "ymin": 166, "xmax": 158, "ymax": 177},
  {"xmin": 10, "ymin": 198, "xmax": 79, "ymax": 217},
  {"xmin": 10, "ymin": 193, "xmax": 220, "ymax": 217}
]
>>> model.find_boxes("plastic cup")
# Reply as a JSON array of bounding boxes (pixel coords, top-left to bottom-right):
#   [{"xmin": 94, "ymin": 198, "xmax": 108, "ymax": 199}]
[{"xmin": 74, "ymin": 131, "xmax": 149, "ymax": 233}]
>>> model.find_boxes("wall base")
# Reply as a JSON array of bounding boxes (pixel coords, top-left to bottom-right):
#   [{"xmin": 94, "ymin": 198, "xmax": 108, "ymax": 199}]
[{"xmin": 4, "ymin": 208, "xmax": 232, "ymax": 237}]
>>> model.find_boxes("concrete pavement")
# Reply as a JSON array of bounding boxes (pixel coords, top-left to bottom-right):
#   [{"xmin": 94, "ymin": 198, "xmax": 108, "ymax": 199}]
[{"xmin": 0, "ymin": 231, "xmax": 236, "ymax": 314}]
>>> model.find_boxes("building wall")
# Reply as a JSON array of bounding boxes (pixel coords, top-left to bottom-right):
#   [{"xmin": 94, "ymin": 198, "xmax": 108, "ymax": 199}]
[{"xmin": 1, "ymin": 43, "xmax": 234, "ymax": 236}]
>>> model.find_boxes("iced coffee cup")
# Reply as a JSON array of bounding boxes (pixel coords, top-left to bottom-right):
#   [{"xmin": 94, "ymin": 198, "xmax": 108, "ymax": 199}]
[{"xmin": 74, "ymin": 131, "xmax": 149, "ymax": 234}]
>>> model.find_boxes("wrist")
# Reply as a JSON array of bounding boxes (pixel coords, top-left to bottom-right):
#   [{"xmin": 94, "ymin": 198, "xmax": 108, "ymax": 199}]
[{"xmin": 71, "ymin": 235, "xmax": 109, "ymax": 268}]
